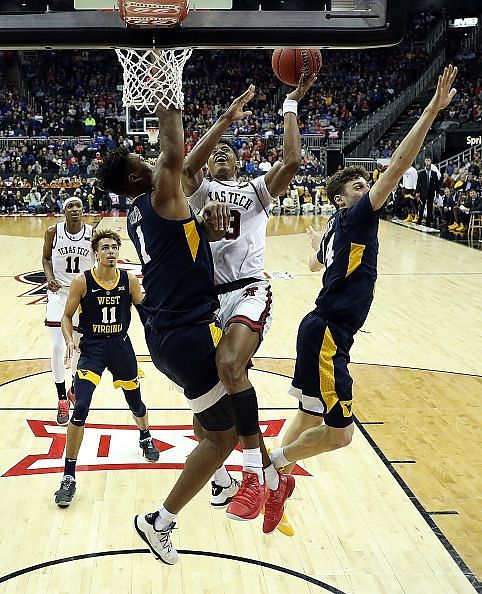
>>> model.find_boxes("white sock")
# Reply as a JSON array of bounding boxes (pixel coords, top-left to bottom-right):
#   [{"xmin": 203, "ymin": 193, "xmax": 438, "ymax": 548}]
[
  {"xmin": 154, "ymin": 506, "xmax": 177, "ymax": 531},
  {"xmin": 243, "ymin": 447, "xmax": 264, "ymax": 484},
  {"xmin": 264, "ymin": 464, "xmax": 280, "ymax": 491},
  {"xmin": 213, "ymin": 465, "xmax": 232, "ymax": 488},
  {"xmin": 269, "ymin": 447, "xmax": 291, "ymax": 469}
]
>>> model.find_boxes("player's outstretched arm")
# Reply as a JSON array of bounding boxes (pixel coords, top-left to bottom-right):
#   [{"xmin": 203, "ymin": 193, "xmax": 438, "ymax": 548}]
[
  {"xmin": 264, "ymin": 74, "xmax": 317, "ymax": 198},
  {"xmin": 42, "ymin": 225, "xmax": 61, "ymax": 292},
  {"xmin": 61, "ymin": 274, "xmax": 86, "ymax": 359},
  {"xmin": 370, "ymin": 65, "xmax": 458, "ymax": 212},
  {"xmin": 182, "ymin": 85, "xmax": 255, "ymax": 196},
  {"xmin": 306, "ymin": 226, "xmax": 324, "ymax": 272},
  {"xmin": 151, "ymin": 106, "xmax": 190, "ymax": 218}
]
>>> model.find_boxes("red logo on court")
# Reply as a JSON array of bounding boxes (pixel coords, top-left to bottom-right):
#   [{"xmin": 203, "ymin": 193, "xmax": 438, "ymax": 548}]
[
  {"xmin": 2, "ymin": 419, "xmax": 311, "ymax": 478},
  {"xmin": 15, "ymin": 259, "xmax": 143, "ymax": 305}
]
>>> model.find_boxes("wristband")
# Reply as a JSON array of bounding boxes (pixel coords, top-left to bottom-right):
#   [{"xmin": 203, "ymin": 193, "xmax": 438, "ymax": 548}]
[{"xmin": 283, "ymin": 99, "xmax": 298, "ymax": 116}]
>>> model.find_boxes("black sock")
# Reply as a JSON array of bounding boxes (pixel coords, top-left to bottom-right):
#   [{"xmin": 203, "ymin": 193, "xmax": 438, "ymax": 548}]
[
  {"xmin": 139, "ymin": 429, "xmax": 151, "ymax": 441},
  {"xmin": 64, "ymin": 458, "xmax": 77, "ymax": 478},
  {"xmin": 56, "ymin": 381, "xmax": 67, "ymax": 400}
]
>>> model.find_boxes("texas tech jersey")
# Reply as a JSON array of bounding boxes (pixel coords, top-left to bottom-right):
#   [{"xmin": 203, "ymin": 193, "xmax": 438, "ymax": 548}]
[
  {"xmin": 78, "ymin": 269, "xmax": 131, "ymax": 337},
  {"xmin": 188, "ymin": 176, "xmax": 273, "ymax": 285},
  {"xmin": 315, "ymin": 193, "xmax": 379, "ymax": 334},
  {"xmin": 52, "ymin": 222, "xmax": 94, "ymax": 291}
]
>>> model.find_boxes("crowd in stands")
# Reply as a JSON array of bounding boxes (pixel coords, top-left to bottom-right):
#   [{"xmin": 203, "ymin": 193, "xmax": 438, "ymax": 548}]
[{"xmin": 393, "ymin": 151, "xmax": 482, "ymax": 236}]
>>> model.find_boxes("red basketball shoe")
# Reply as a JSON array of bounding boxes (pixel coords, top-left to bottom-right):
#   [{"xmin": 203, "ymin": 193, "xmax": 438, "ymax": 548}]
[
  {"xmin": 262, "ymin": 473, "xmax": 295, "ymax": 534},
  {"xmin": 226, "ymin": 471, "xmax": 269, "ymax": 521}
]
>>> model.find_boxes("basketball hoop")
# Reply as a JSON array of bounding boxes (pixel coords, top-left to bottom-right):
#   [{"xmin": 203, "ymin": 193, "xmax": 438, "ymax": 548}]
[
  {"xmin": 116, "ymin": 47, "xmax": 192, "ymax": 111},
  {"xmin": 118, "ymin": 0, "xmax": 190, "ymax": 28},
  {"xmin": 147, "ymin": 127, "xmax": 160, "ymax": 146}
]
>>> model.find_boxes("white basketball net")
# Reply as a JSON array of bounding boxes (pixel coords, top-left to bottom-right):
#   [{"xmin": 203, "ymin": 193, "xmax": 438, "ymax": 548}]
[
  {"xmin": 115, "ymin": 48, "xmax": 193, "ymax": 111},
  {"xmin": 147, "ymin": 127, "xmax": 160, "ymax": 145}
]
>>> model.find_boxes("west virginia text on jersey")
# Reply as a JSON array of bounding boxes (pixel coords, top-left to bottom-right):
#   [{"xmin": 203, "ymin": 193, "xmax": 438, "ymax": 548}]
[{"xmin": 78, "ymin": 269, "xmax": 131, "ymax": 336}]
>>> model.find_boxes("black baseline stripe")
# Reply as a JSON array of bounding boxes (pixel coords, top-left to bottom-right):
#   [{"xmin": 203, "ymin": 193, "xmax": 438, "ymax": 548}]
[
  {"xmin": 0, "ymin": 406, "xmax": 298, "ymax": 412},
  {"xmin": 354, "ymin": 418, "xmax": 481, "ymax": 591},
  {"xmin": 427, "ymin": 511, "xmax": 459, "ymax": 516},
  {"xmin": 389, "ymin": 460, "xmax": 416, "ymax": 464},
  {"xmin": 0, "ymin": 548, "xmax": 348, "ymax": 593},
  {"xmin": 359, "ymin": 421, "xmax": 384, "ymax": 425}
]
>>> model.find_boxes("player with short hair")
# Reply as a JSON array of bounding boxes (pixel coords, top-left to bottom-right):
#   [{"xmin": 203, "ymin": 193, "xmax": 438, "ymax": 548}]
[
  {"xmin": 98, "ymin": 96, "xmax": 239, "ymax": 564},
  {"xmin": 54, "ymin": 229, "xmax": 159, "ymax": 508},
  {"xmin": 182, "ymin": 75, "xmax": 316, "ymax": 533},
  {"xmin": 269, "ymin": 65, "xmax": 458, "ymax": 475},
  {"xmin": 42, "ymin": 197, "xmax": 94, "ymax": 426}
]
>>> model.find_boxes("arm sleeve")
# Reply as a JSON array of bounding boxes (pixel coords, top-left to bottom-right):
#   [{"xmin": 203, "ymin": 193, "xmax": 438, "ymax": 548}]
[
  {"xmin": 186, "ymin": 178, "xmax": 210, "ymax": 214},
  {"xmin": 250, "ymin": 175, "xmax": 275, "ymax": 209}
]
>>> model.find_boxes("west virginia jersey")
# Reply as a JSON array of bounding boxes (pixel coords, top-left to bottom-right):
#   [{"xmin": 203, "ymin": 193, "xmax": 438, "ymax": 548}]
[
  {"xmin": 127, "ymin": 193, "xmax": 219, "ymax": 329},
  {"xmin": 315, "ymin": 192, "xmax": 379, "ymax": 334},
  {"xmin": 78, "ymin": 269, "xmax": 131, "ymax": 337}
]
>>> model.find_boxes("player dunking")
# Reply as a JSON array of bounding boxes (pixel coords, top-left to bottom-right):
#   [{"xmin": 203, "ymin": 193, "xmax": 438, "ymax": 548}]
[
  {"xmin": 268, "ymin": 66, "xmax": 458, "ymax": 475},
  {"xmin": 54, "ymin": 229, "xmax": 159, "ymax": 507},
  {"xmin": 182, "ymin": 75, "xmax": 316, "ymax": 534},
  {"xmin": 42, "ymin": 197, "xmax": 94, "ymax": 426},
  {"xmin": 99, "ymin": 100, "xmax": 239, "ymax": 563}
]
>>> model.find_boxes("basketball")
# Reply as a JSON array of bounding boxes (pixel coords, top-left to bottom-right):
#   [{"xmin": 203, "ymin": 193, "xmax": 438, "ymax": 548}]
[{"xmin": 271, "ymin": 48, "xmax": 322, "ymax": 86}]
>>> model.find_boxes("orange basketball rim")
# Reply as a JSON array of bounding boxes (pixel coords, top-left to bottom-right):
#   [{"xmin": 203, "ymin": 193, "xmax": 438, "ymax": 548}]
[{"xmin": 119, "ymin": 0, "xmax": 190, "ymax": 28}]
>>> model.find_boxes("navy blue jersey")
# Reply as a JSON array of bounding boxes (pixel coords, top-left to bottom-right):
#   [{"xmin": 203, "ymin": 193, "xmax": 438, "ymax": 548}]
[
  {"xmin": 78, "ymin": 269, "xmax": 131, "ymax": 337},
  {"xmin": 315, "ymin": 193, "xmax": 379, "ymax": 333},
  {"xmin": 127, "ymin": 193, "xmax": 219, "ymax": 329}
]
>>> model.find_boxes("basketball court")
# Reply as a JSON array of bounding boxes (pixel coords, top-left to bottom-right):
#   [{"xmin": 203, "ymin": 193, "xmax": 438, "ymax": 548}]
[{"xmin": 0, "ymin": 1, "xmax": 481, "ymax": 593}]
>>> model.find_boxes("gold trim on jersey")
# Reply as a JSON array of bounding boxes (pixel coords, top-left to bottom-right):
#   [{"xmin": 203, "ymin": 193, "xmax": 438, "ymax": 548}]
[
  {"xmin": 318, "ymin": 327, "xmax": 339, "ymax": 413},
  {"xmin": 183, "ymin": 220, "xmax": 200, "ymax": 261},
  {"xmin": 346, "ymin": 242, "xmax": 365, "ymax": 277},
  {"xmin": 209, "ymin": 322, "xmax": 223, "ymax": 347},
  {"xmin": 91, "ymin": 268, "xmax": 120, "ymax": 291},
  {"xmin": 76, "ymin": 368, "xmax": 101, "ymax": 386},
  {"xmin": 114, "ymin": 377, "xmax": 140, "ymax": 391}
]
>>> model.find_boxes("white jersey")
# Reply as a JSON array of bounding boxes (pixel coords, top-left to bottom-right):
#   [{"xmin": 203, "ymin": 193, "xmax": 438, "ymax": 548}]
[
  {"xmin": 188, "ymin": 176, "xmax": 274, "ymax": 285},
  {"xmin": 51, "ymin": 222, "xmax": 94, "ymax": 292},
  {"xmin": 402, "ymin": 166, "xmax": 418, "ymax": 190}
]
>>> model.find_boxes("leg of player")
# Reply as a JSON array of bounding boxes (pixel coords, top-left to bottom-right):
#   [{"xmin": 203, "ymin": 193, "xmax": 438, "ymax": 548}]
[
  {"xmin": 279, "ymin": 409, "xmax": 323, "ymax": 473},
  {"xmin": 193, "ymin": 414, "xmax": 240, "ymax": 508},
  {"xmin": 270, "ymin": 418, "xmax": 354, "ymax": 470},
  {"xmin": 134, "ymin": 419, "xmax": 238, "ymax": 565},
  {"xmin": 216, "ymin": 323, "xmax": 295, "ymax": 529},
  {"xmin": 49, "ymin": 326, "xmax": 70, "ymax": 426},
  {"xmin": 54, "ymin": 375, "xmax": 96, "ymax": 507},
  {"xmin": 122, "ymin": 386, "xmax": 160, "ymax": 462}
]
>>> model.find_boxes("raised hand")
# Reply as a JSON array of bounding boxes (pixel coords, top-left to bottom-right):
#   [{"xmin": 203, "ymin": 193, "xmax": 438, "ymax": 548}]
[
  {"xmin": 223, "ymin": 85, "xmax": 256, "ymax": 123},
  {"xmin": 306, "ymin": 225, "xmax": 323, "ymax": 251},
  {"xmin": 427, "ymin": 64, "xmax": 458, "ymax": 113},
  {"xmin": 287, "ymin": 73, "xmax": 317, "ymax": 103}
]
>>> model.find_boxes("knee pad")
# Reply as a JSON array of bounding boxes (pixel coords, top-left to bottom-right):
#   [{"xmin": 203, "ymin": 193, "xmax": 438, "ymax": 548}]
[
  {"xmin": 123, "ymin": 387, "xmax": 146, "ymax": 418},
  {"xmin": 71, "ymin": 378, "xmax": 95, "ymax": 426},
  {"xmin": 195, "ymin": 393, "xmax": 235, "ymax": 432}
]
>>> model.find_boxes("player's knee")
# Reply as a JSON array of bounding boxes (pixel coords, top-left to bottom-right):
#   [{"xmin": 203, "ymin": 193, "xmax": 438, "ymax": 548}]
[
  {"xmin": 71, "ymin": 401, "xmax": 89, "ymax": 426},
  {"xmin": 327, "ymin": 424, "xmax": 354, "ymax": 450},
  {"xmin": 123, "ymin": 387, "xmax": 146, "ymax": 418},
  {"xmin": 216, "ymin": 349, "xmax": 245, "ymax": 387},
  {"xmin": 206, "ymin": 427, "xmax": 238, "ymax": 460}
]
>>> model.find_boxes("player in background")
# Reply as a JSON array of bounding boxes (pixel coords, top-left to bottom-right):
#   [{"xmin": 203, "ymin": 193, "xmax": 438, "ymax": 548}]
[
  {"xmin": 182, "ymin": 74, "xmax": 316, "ymax": 533},
  {"xmin": 268, "ymin": 66, "xmax": 458, "ymax": 477},
  {"xmin": 54, "ymin": 229, "xmax": 159, "ymax": 508},
  {"xmin": 42, "ymin": 196, "xmax": 94, "ymax": 426}
]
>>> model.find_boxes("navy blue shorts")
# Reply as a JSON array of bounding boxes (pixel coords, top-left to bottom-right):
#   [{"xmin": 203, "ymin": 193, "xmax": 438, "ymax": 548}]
[
  {"xmin": 289, "ymin": 311, "xmax": 354, "ymax": 428},
  {"xmin": 145, "ymin": 320, "xmax": 232, "ymax": 430},
  {"xmin": 76, "ymin": 334, "xmax": 139, "ymax": 389}
]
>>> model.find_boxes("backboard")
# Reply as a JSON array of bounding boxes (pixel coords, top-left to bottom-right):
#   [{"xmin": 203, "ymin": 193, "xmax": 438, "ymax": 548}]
[{"xmin": 0, "ymin": 0, "xmax": 405, "ymax": 50}]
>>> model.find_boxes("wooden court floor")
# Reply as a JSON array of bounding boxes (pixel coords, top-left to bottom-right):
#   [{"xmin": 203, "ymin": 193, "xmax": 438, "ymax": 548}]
[{"xmin": 0, "ymin": 214, "xmax": 480, "ymax": 594}]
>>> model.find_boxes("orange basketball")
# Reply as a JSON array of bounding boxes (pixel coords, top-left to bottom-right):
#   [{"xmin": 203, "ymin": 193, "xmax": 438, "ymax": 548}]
[{"xmin": 271, "ymin": 48, "xmax": 322, "ymax": 87}]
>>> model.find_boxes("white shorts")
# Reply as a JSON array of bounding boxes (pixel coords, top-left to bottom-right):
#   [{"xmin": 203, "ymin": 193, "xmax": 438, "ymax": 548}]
[
  {"xmin": 45, "ymin": 289, "xmax": 79, "ymax": 329},
  {"xmin": 216, "ymin": 279, "xmax": 273, "ymax": 340}
]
